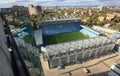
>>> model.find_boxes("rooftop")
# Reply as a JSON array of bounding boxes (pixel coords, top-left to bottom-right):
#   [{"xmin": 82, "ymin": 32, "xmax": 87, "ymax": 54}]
[{"xmin": 34, "ymin": 30, "xmax": 43, "ymax": 46}]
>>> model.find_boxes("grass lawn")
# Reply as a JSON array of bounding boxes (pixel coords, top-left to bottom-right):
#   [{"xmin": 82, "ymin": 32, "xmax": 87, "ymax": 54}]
[
  {"xmin": 23, "ymin": 35, "xmax": 35, "ymax": 45},
  {"xmin": 44, "ymin": 32, "xmax": 88, "ymax": 45}
]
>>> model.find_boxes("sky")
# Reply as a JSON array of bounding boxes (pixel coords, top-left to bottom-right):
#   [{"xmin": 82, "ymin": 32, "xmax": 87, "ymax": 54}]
[{"xmin": 0, "ymin": 0, "xmax": 120, "ymax": 8}]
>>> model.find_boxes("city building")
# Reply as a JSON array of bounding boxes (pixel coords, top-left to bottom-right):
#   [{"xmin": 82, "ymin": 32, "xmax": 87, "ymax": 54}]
[
  {"xmin": 88, "ymin": 10, "xmax": 92, "ymax": 16},
  {"xmin": 114, "ymin": 13, "xmax": 120, "ymax": 17},
  {"xmin": 108, "ymin": 63, "xmax": 120, "ymax": 76},
  {"xmin": 5, "ymin": 15, "xmax": 14, "ymax": 22},
  {"xmin": 0, "ymin": 12, "xmax": 14, "ymax": 76},
  {"xmin": 36, "ymin": 6, "xmax": 42, "ymax": 15},
  {"xmin": 28, "ymin": 4, "xmax": 37, "ymax": 15},
  {"xmin": 103, "ymin": 24, "xmax": 111, "ymax": 28},
  {"xmin": 106, "ymin": 13, "xmax": 116, "ymax": 21},
  {"xmin": 98, "ymin": 16, "xmax": 105, "ymax": 22},
  {"xmin": 64, "ymin": 12, "xmax": 68, "ymax": 17},
  {"xmin": 92, "ymin": 25, "xmax": 118, "ymax": 34},
  {"xmin": 12, "ymin": 5, "xmax": 28, "ymax": 17},
  {"xmin": 82, "ymin": 17, "xmax": 89, "ymax": 22},
  {"xmin": 99, "ymin": 5, "xmax": 108, "ymax": 11},
  {"xmin": 28, "ymin": 4, "xmax": 42, "ymax": 15},
  {"xmin": 0, "ymin": 11, "xmax": 31, "ymax": 76}
]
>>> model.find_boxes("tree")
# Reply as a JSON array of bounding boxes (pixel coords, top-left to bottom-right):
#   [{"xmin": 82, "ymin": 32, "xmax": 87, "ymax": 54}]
[
  {"xmin": 113, "ymin": 16, "xmax": 120, "ymax": 22},
  {"xmin": 37, "ymin": 15, "xmax": 42, "ymax": 21},
  {"xmin": 97, "ymin": 21, "xmax": 105, "ymax": 26},
  {"xmin": 8, "ymin": 21, "xmax": 21, "ymax": 27},
  {"xmin": 111, "ymin": 24, "xmax": 120, "ymax": 31},
  {"xmin": 85, "ymin": 18, "xmax": 92, "ymax": 27}
]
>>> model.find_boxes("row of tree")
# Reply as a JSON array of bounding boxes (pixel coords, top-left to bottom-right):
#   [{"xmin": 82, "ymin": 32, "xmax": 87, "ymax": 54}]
[{"xmin": 81, "ymin": 10, "xmax": 120, "ymax": 31}]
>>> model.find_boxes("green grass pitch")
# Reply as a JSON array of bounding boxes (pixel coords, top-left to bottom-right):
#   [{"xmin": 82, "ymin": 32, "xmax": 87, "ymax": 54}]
[{"xmin": 44, "ymin": 32, "xmax": 88, "ymax": 45}]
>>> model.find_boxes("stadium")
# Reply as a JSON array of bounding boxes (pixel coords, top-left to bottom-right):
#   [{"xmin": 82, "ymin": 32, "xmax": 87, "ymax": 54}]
[{"xmin": 34, "ymin": 18, "xmax": 115, "ymax": 68}]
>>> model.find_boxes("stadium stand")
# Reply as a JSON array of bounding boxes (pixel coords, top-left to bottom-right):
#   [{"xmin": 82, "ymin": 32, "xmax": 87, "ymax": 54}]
[
  {"xmin": 112, "ymin": 32, "xmax": 120, "ymax": 42},
  {"xmin": 41, "ymin": 36, "xmax": 115, "ymax": 68},
  {"xmin": 40, "ymin": 22, "xmax": 82, "ymax": 36},
  {"xmin": 34, "ymin": 30, "xmax": 43, "ymax": 46}
]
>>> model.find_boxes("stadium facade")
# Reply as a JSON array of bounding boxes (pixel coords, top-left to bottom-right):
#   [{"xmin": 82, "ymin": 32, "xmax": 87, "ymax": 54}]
[
  {"xmin": 44, "ymin": 37, "xmax": 114, "ymax": 68},
  {"xmin": 35, "ymin": 19, "xmax": 115, "ymax": 68}
]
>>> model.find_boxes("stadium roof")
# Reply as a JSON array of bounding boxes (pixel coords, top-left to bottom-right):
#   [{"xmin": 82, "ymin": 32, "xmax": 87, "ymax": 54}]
[
  {"xmin": 38, "ymin": 18, "xmax": 81, "ymax": 26},
  {"xmin": 43, "ymin": 36, "xmax": 113, "ymax": 56},
  {"xmin": 34, "ymin": 30, "xmax": 43, "ymax": 46}
]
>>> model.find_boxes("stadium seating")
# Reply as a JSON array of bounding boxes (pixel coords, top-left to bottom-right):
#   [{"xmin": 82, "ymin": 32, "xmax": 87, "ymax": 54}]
[
  {"xmin": 41, "ymin": 22, "xmax": 82, "ymax": 36},
  {"xmin": 40, "ymin": 22, "xmax": 99, "ymax": 38},
  {"xmin": 80, "ymin": 29, "xmax": 97, "ymax": 37}
]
